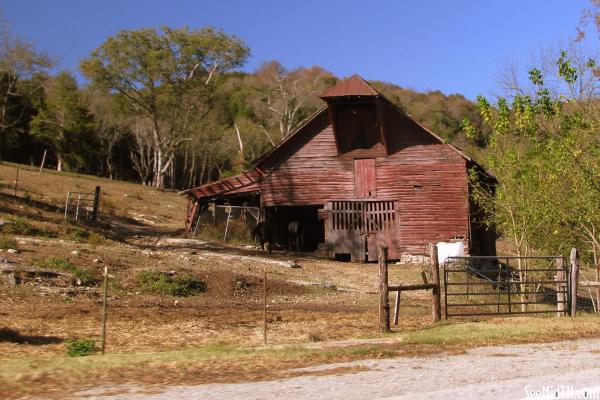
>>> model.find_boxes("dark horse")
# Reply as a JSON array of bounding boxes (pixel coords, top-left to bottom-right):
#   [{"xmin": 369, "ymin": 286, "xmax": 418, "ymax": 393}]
[
  {"xmin": 288, "ymin": 220, "xmax": 304, "ymax": 252},
  {"xmin": 252, "ymin": 220, "xmax": 273, "ymax": 255}
]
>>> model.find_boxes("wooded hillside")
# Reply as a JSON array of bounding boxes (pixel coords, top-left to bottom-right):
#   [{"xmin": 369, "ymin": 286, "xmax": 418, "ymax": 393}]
[{"xmin": 0, "ymin": 25, "xmax": 485, "ymax": 190}]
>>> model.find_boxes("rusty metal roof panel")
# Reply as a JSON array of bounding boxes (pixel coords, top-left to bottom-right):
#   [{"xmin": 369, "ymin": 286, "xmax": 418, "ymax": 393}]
[
  {"xmin": 319, "ymin": 74, "xmax": 379, "ymax": 98},
  {"xmin": 184, "ymin": 169, "xmax": 261, "ymax": 200}
]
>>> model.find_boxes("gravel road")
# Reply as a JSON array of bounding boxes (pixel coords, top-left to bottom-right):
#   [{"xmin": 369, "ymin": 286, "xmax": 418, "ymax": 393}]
[{"xmin": 83, "ymin": 338, "xmax": 600, "ymax": 400}]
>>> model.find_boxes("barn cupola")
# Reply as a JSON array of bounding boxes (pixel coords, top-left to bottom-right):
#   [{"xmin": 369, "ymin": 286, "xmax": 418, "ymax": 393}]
[{"xmin": 319, "ymin": 74, "xmax": 390, "ymax": 155}]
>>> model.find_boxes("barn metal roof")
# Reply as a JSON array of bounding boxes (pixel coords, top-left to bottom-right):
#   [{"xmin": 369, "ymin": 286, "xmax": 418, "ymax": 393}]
[{"xmin": 319, "ymin": 74, "xmax": 379, "ymax": 98}]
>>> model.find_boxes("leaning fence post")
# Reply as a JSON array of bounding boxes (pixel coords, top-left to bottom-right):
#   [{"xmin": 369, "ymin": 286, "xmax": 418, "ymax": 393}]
[
  {"xmin": 64, "ymin": 192, "xmax": 71, "ymax": 220},
  {"xmin": 570, "ymin": 248, "xmax": 579, "ymax": 318},
  {"xmin": 378, "ymin": 246, "xmax": 390, "ymax": 333},
  {"xmin": 75, "ymin": 194, "xmax": 81, "ymax": 222},
  {"xmin": 39, "ymin": 149, "xmax": 47, "ymax": 174},
  {"xmin": 556, "ymin": 257, "xmax": 566, "ymax": 317},
  {"xmin": 429, "ymin": 243, "xmax": 441, "ymax": 323}
]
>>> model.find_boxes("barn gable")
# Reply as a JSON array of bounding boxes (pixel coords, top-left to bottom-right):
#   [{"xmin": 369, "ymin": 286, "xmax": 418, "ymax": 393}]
[
  {"xmin": 255, "ymin": 75, "xmax": 472, "ymax": 170},
  {"xmin": 184, "ymin": 74, "xmax": 495, "ymax": 260}
]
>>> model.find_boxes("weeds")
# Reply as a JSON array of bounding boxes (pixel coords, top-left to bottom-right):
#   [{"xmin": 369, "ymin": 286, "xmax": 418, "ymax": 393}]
[
  {"xmin": 136, "ymin": 271, "xmax": 206, "ymax": 296},
  {"xmin": 12, "ymin": 216, "xmax": 36, "ymax": 235},
  {"xmin": 0, "ymin": 235, "xmax": 16, "ymax": 250},
  {"xmin": 36, "ymin": 257, "xmax": 97, "ymax": 285},
  {"xmin": 102, "ymin": 196, "xmax": 129, "ymax": 218},
  {"xmin": 67, "ymin": 227, "xmax": 89, "ymax": 241},
  {"xmin": 65, "ymin": 227, "xmax": 103, "ymax": 245},
  {"xmin": 86, "ymin": 232, "xmax": 102, "ymax": 246},
  {"xmin": 1, "ymin": 216, "xmax": 57, "ymax": 238},
  {"xmin": 65, "ymin": 338, "xmax": 95, "ymax": 357}
]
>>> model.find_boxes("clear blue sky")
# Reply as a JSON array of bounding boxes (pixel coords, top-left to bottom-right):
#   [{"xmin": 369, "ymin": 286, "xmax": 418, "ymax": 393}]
[{"xmin": 1, "ymin": 0, "xmax": 591, "ymax": 99}]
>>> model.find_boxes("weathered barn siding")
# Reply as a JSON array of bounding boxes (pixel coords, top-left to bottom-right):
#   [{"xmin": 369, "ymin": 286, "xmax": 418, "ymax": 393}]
[
  {"xmin": 258, "ymin": 104, "xmax": 470, "ymax": 256},
  {"xmin": 259, "ymin": 111, "xmax": 355, "ymax": 206}
]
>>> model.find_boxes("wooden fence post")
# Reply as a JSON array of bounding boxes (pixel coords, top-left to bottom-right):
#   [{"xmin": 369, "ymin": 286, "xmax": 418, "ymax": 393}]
[
  {"xmin": 263, "ymin": 267, "xmax": 268, "ymax": 345},
  {"xmin": 393, "ymin": 291, "xmax": 401, "ymax": 325},
  {"xmin": 378, "ymin": 246, "xmax": 390, "ymax": 333},
  {"xmin": 100, "ymin": 265, "xmax": 109, "ymax": 354},
  {"xmin": 570, "ymin": 247, "xmax": 579, "ymax": 318},
  {"xmin": 39, "ymin": 149, "xmax": 47, "ymax": 175},
  {"xmin": 556, "ymin": 257, "xmax": 565, "ymax": 317},
  {"xmin": 13, "ymin": 166, "xmax": 19, "ymax": 196},
  {"xmin": 91, "ymin": 186, "xmax": 101, "ymax": 221},
  {"xmin": 429, "ymin": 244, "xmax": 441, "ymax": 323}
]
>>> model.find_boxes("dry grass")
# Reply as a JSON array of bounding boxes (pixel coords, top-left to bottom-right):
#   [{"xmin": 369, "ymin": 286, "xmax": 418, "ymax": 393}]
[{"xmin": 2, "ymin": 162, "xmax": 600, "ymax": 398}]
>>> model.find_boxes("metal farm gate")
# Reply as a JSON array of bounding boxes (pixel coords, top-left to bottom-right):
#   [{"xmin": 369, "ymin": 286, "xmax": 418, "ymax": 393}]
[
  {"xmin": 64, "ymin": 186, "xmax": 101, "ymax": 222},
  {"xmin": 325, "ymin": 200, "xmax": 399, "ymax": 262},
  {"xmin": 443, "ymin": 256, "xmax": 569, "ymax": 318}
]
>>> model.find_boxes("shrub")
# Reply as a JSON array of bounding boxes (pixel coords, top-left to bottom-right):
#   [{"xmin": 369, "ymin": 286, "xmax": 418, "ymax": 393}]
[
  {"xmin": 12, "ymin": 216, "xmax": 35, "ymax": 235},
  {"xmin": 37, "ymin": 257, "xmax": 97, "ymax": 286},
  {"xmin": 0, "ymin": 235, "xmax": 16, "ymax": 250},
  {"xmin": 1, "ymin": 217, "xmax": 57, "ymax": 238},
  {"xmin": 65, "ymin": 338, "xmax": 95, "ymax": 357},
  {"xmin": 86, "ymin": 232, "xmax": 103, "ymax": 246},
  {"xmin": 67, "ymin": 227, "xmax": 89, "ymax": 241},
  {"xmin": 136, "ymin": 271, "xmax": 206, "ymax": 296}
]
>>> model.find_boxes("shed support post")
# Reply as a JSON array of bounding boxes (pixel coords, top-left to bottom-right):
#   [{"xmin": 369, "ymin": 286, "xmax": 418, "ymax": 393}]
[
  {"xmin": 378, "ymin": 246, "xmax": 390, "ymax": 333},
  {"xmin": 429, "ymin": 243, "xmax": 441, "ymax": 323}
]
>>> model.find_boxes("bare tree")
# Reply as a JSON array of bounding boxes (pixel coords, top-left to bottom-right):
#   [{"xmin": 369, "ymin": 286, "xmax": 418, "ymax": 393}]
[{"xmin": 252, "ymin": 62, "xmax": 336, "ymax": 140}]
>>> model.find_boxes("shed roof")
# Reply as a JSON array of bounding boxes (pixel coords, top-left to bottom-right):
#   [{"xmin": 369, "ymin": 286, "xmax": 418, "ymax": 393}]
[{"xmin": 319, "ymin": 74, "xmax": 379, "ymax": 98}]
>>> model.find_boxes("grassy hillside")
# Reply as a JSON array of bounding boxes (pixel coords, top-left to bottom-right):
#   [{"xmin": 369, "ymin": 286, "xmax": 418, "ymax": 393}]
[{"xmin": 0, "ymin": 162, "xmax": 186, "ymax": 240}]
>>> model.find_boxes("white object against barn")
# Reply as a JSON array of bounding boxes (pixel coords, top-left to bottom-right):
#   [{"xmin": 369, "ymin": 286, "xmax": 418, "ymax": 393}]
[{"xmin": 436, "ymin": 242, "xmax": 465, "ymax": 265}]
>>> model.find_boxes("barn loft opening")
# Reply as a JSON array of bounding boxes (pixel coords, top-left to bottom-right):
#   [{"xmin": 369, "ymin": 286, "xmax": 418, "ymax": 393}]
[
  {"xmin": 331, "ymin": 101, "xmax": 380, "ymax": 153},
  {"xmin": 319, "ymin": 75, "xmax": 388, "ymax": 155}
]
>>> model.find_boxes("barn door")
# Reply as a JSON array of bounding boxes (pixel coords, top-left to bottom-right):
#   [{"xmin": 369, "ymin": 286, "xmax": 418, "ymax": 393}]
[
  {"xmin": 325, "ymin": 200, "xmax": 399, "ymax": 262},
  {"xmin": 354, "ymin": 159, "xmax": 376, "ymax": 198}
]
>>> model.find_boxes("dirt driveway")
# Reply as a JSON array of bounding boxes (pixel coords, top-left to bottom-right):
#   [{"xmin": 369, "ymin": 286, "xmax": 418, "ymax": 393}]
[{"xmin": 81, "ymin": 337, "xmax": 600, "ymax": 400}]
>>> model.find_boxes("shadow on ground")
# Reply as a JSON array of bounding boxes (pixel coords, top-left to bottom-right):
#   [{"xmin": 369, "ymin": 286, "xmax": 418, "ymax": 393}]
[{"xmin": 0, "ymin": 328, "xmax": 64, "ymax": 345}]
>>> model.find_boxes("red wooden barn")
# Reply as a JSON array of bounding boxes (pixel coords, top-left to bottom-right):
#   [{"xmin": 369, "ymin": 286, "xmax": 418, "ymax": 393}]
[{"xmin": 183, "ymin": 75, "xmax": 495, "ymax": 262}]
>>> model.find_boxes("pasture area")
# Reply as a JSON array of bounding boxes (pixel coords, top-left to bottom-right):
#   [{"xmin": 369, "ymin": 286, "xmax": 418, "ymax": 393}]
[{"xmin": 2, "ymin": 162, "xmax": 600, "ymax": 398}]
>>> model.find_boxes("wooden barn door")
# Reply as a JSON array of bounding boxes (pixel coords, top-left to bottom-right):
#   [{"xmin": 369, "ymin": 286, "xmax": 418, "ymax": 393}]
[
  {"xmin": 354, "ymin": 159, "xmax": 376, "ymax": 198},
  {"xmin": 325, "ymin": 200, "xmax": 399, "ymax": 262}
]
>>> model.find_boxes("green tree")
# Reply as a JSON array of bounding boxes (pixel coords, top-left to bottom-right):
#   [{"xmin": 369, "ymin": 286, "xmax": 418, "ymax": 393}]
[
  {"xmin": 80, "ymin": 26, "xmax": 249, "ymax": 188},
  {"xmin": 467, "ymin": 51, "xmax": 600, "ymax": 309},
  {"xmin": 30, "ymin": 71, "xmax": 96, "ymax": 172},
  {"xmin": 0, "ymin": 17, "xmax": 52, "ymax": 158}
]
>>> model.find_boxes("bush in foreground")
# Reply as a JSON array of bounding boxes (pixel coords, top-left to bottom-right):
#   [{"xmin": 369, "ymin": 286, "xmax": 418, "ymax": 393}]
[{"xmin": 65, "ymin": 338, "xmax": 95, "ymax": 357}]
